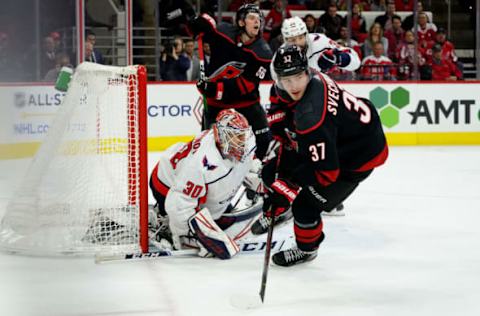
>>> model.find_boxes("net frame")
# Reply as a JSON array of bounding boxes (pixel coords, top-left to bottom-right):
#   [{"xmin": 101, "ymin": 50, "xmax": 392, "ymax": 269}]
[{"xmin": 0, "ymin": 63, "xmax": 148, "ymax": 256}]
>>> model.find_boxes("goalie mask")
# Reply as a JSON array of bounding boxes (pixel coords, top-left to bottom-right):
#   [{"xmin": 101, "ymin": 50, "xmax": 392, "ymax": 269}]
[{"xmin": 213, "ymin": 109, "xmax": 254, "ymax": 163}]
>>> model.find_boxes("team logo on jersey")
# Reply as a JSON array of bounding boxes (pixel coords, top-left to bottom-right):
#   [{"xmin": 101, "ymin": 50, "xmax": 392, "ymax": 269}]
[{"xmin": 202, "ymin": 156, "xmax": 217, "ymax": 171}]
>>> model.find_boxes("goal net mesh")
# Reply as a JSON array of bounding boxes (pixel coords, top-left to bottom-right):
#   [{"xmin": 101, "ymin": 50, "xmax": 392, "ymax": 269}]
[{"xmin": 0, "ymin": 63, "xmax": 147, "ymax": 255}]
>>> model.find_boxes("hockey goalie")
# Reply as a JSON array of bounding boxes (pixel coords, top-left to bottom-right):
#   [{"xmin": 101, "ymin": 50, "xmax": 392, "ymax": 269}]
[{"xmin": 149, "ymin": 109, "xmax": 259, "ymax": 259}]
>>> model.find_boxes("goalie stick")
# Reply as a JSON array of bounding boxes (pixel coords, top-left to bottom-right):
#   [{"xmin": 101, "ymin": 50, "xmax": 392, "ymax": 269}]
[{"xmin": 95, "ymin": 235, "xmax": 293, "ymax": 263}]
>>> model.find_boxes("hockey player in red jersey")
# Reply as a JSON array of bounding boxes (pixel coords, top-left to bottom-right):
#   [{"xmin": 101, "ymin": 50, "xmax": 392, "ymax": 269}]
[
  {"xmin": 167, "ymin": 3, "xmax": 273, "ymax": 160},
  {"xmin": 261, "ymin": 45, "xmax": 388, "ymax": 266},
  {"xmin": 149, "ymin": 109, "xmax": 256, "ymax": 259}
]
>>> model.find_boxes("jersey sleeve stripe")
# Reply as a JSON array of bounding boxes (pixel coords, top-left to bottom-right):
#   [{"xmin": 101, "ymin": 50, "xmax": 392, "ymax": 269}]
[
  {"xmin": 150, "ymin": 163, "xmax": 170, "ymax": 195},
  {"xmin": 354, "ymin": 143, "xmax": 389, "ymax": 172}
]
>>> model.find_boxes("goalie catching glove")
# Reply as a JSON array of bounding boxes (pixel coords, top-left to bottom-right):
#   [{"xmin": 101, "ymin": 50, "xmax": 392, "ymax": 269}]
[
  {"xmin": 188, "ymin": 207, "xmax": 240, "ymax": 259},
  {"xmin": 263, "ymin": 179, "xmax": 301, "ymax": 218}
]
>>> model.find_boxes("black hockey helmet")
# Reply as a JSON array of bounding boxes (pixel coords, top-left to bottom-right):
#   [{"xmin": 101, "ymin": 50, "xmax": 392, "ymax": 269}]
[
  {"xmin": 273, "ymin": 44, "xmax": 309, "ymax": 78},
  {"xmin": 235, "ymin": 3, "xmax": 263, "ymax": 28}
]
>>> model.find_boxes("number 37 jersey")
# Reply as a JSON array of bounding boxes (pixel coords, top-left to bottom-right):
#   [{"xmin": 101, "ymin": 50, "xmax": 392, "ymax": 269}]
[
  {"xmin": 152, "ymin": 130, "xmax": 254, "ymax": 223},
  {"xmin": 268, "ymin": 72, "xmax": 388, "ymax": 187}
]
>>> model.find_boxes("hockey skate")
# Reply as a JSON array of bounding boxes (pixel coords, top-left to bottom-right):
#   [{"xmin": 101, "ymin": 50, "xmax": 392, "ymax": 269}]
[
  {"xmin": 250, "ymin": 208, "xmax": 293, "ymax": 235},
  {"xmin": 272, "ymin": 247, "xmax": 318, "ymax": 267},
  {"xmin": 323, "ymin": 203, "xmax": 345, "ymax": 216}
]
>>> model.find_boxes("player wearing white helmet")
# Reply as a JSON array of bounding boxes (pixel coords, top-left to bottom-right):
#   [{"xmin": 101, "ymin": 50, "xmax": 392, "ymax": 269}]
[{"xmin": 270, "ymin": 16, "xmax": 361, "ymax": 83}]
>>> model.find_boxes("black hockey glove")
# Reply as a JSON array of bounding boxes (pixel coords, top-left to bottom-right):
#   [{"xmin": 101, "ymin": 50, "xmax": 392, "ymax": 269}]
[
  {"xmin": 318, "ymin": 48, "xmax": 351, "ymax": 71},
  {"xmin": 196, "ymin": 79, "xmax": 218, "ymax": 98},
  {"xmin": 263, "ymin": 179, "xmax": 301, "ymax": 218}
]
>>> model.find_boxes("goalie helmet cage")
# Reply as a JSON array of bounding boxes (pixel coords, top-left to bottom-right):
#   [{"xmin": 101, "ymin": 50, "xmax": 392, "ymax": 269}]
[{"xmin": 0, "ymin": 62, "xmax": 149, "ymax": 256}]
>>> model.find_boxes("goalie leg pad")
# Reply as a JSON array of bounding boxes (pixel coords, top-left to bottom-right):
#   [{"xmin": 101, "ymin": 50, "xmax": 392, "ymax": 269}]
[{"xmin": 188, "ymin": 208, "xmax": 240, "ymax": 259}]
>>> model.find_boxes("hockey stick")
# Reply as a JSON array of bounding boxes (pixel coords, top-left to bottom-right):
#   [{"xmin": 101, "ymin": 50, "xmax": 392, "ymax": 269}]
[
  {"xmin": 259, "ymin": 211, "xmax": 276, "ymax": 302},
  {"xmin": 259, "ymin": 143, "xmax": 284, "ymax": 303},
  {"xmin": 95, "ymin": 235, "xmax": 293, "ymax": 263}
]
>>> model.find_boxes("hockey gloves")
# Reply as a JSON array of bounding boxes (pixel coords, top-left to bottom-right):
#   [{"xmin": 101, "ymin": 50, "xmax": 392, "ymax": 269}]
[
  {"xmin": 196, "ymin": 79, "xmax": 224, "ymax": 100},
  {"xmin": 318, "ymin": 48, "xmax": 351, "ymax": 71},
  {"xmin": 263, "ymin": 179, "xmax": 301, "ymax": 218}
]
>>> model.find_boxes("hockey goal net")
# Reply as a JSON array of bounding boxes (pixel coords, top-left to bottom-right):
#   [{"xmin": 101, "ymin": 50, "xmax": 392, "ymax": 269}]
[{"xmin": 0, "ymin": 62, "xmax": 148, "ymax": 255}]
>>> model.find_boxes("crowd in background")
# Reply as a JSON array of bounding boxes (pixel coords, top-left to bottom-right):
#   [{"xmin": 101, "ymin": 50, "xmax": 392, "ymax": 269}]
[
  {"xmin": 0, "ymin": 0, "xmax": 464, "ymax": 82},
  {"xmin": 158, "ymin": 0, "xmax": 463, "ymax": 82}
]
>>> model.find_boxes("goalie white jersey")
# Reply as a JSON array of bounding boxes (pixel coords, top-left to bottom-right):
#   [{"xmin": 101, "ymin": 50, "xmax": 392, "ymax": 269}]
[
  {"xmin": 151, "ymin": 130, "xmax": 255, "ymax": 237},
  {"xmin": 270, "ymin": 33, "xmax": 361, "ymax": 82}
]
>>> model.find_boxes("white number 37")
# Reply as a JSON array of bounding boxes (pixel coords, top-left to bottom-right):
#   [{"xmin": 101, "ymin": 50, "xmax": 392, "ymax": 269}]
[{"xmin": 309, "ymin": 142, "xmax": 325, "ymax": 161}]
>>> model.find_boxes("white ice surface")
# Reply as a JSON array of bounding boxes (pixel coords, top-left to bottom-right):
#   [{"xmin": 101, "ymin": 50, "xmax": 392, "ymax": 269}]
[{"xmin": 1, "ymin": 146, "xmax": 479, "ymax": 316}]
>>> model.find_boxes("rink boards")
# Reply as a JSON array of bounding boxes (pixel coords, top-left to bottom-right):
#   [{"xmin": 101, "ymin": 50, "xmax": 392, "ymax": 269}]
[{"xmin": 1, "ymin": 81, "xmax": 480, "ymax": 159}]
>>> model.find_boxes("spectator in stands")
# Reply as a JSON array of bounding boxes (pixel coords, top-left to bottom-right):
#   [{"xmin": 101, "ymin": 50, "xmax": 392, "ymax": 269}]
[
  {"xmin": 360, "ymin": 41, "xmax": 396, "ymax": 80},
  {"xmin": 203, "ymin": 42, "xmax": 212, "ymax": 73},
  {"xmin": 40, "ymin": 36, "xmax": 57, "ymax": 78},
  {"xmin": 319, "ymin": 4, "xmax": 343, "ymax": 40},
  {"xmin": 402, "ymin": 1, "xmax": 422, "ymax": 31},
  {"xmin": 43, "ymin": 52, "xmax": 73, "ymax": 82},
  {"xmin": 50, "ymin": 31, "xmax": 62, "ymax": 53},
  {"xmin": 304, "ymin": 14, "xmax": 323, "ymax": 34},
  {"xmin": 370, "ymin": 0, "xmax": 387, "ymax": 11},
  {"xmin": 263, "ymin": 0, "xmax": 291, "ymax": 42},
  {"xmin": 430, "ymin": 28, "xmax": 458, "ymax": 65},
  {"xmin": 429, "ymin": 44, "xmax": 462, "ymax": 81},
  {"xmin": 336, "ymin": 26, "xmax": 361, "ymax": 56},
  {"xmin": 85, "ymin": 30, "xmax": 104, "ymax": 64},
  {"xmin": 362, "ymin": 22, "xmax": 389, "ymax": 58},
  {"xmin": 160, "ymin": 37, "xmax": 190, "ymax": 81},
  {"xmin": 374, "ymin": 1, "xmax": 396, "ymax": 31},
  {"xmin": 384, "ymin": 15, "xmax": 404, "ymax": 61},
  {"xmin": 343, "ymin": 3, "xmax": 367, "ymax": 42},
  {"xmin": 184, "ymin": 38, "xmax": 200, "ymax": 81},
  {"xmin": 85, "ymin": 41, "xmax": 104, "ymax": 64},
  {"xmin": 414, "ymin": 12, "xmax": 437, "ymax": 50},
  {"xmin": 395, "ymin": 0, "xmax": 413, "ymax": 11},
  {"xmin": 396, "ymin": 30, "xmax": 426, "ymax": 80}
]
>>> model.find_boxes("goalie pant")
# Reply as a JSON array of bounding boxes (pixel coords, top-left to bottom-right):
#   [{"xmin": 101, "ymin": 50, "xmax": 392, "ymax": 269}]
[
  {"xmin": 265, "ymin": 71, "xmax": 388, "ymax": 252},
  {"xmin": 149, "ymin": 129, "xmax": 255, "ymax": 253},
  {"xmin": 188, "ymin": 14, "xmax": 273, "ymax": 159}
]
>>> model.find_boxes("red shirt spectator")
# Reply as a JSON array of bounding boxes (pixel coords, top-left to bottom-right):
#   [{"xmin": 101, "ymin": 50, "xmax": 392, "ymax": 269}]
[
  {"xmin": 430, "ymin": 45, "xmax": 462, "ymax": 81},
  {"xmin": 424, "ymin": 28, "xmax": 458, "ymax": 65},
  {"xmin": 414, "ymin": 12, "xmax": 437, "ymax": 49},
  {"xmin": 361, "ymin": 41, "xmax": 397, "ymax": 80},
  {"xmin": 263, "ymin": 0, "xmax": 291, "ymax": 41},
  {"xmin": 384, "ymin": 15, "xmax": 404, "ymax": 61},
  {"xmin": 395, "ymin": 0, "xmax": 414, "ymax": 11},
  {"xmin": 344, "ymin": 3, "xmax": 368, "ymax": 42}
]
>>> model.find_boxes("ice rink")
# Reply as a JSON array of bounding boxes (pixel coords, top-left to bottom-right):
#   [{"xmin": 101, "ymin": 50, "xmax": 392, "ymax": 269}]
[{"xmin": 1, "ymin": 146, "xmax": 479, "ymax": 316}]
